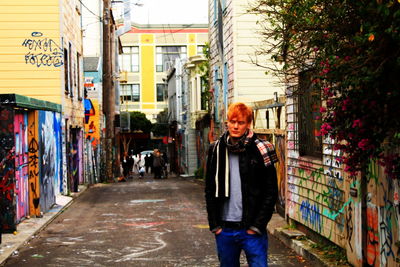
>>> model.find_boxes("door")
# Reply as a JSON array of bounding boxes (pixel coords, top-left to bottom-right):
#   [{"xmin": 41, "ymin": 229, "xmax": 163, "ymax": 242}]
[{"xmin": 14, "ymin": 112, "xmax": 29, "ymax": 222}]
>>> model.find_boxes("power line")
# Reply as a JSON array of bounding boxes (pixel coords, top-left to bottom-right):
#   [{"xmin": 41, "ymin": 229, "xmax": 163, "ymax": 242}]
[{"xmin": 78, "ymin": 0, "xmax": 102, "ymax": 20}]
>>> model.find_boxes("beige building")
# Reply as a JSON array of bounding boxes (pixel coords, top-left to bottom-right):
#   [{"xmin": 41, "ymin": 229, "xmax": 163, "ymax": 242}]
[
  {"xmin": 208, "ymin": 0, "xmax": 285, "ymax": 135},
  {"xmin": 118, "ymin": 23, "xmax": 208, "ymax": 122}
]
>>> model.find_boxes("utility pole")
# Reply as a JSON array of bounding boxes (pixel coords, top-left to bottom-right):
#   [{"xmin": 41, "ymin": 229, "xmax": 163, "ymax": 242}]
[{"xmin": 102, "ymin": 0, "xmax": 115, "ymax": 182}]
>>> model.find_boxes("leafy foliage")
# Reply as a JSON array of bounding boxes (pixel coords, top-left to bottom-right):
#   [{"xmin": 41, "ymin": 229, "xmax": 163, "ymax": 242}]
[
  {"xmin": 250, "ymin": 0, "xmax": 400, "ymax": 178},
  {"xmin": 196, "ymin": 43, "xmax": 211, "ymax": 112},
  {"xmin": 152, "ymin": 108, "xmax": 169, "ymax": 137},
  {"xmin": 129, "ymin": 111, "xmax": 152, "ymax": 133}
]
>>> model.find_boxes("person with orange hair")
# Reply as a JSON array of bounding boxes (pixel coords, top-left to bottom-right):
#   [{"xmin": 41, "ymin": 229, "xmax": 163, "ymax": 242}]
[{"xmin": 205, "ymin": 102, "xmax": 278, "ymax": 267}]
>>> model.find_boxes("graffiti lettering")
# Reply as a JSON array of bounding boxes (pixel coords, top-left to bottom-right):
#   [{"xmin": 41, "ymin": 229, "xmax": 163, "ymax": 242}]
[
  {"xmin": 28, "ymin": 116, "xmax": 41, "ymax": 216},
  {"xmin": 379, "ymin": 183, "xmax": 395, "ymax": 266},
  {"xmin": 24, "ymin": 52, "xmax": 63, "ymax": 68},
  {"xmin": 346, "ymin": 201, "xmax": 354, "ymax": 251},
  {"xmin": 299, "ymin": 200, "xmax": 322, "ymax": 233},
  {"xmin": 22, "ymin": 32, "xmax": 63, "ymax": 68}
]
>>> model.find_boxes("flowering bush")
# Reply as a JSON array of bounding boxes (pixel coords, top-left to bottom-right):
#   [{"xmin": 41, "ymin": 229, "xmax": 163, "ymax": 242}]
[{"xmin": 250, "ymin": 0, "xmax": 400, "ymax": 178}]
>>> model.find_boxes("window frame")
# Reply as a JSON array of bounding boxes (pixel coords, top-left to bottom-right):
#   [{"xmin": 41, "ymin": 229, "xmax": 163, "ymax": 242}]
[
  {"xmin": 120, "ymin": 84, "xmax": 140, "ymax": 103},
  {"xmin": 120, "ymin": 46, "xmax": 139, "ymax": 72},
  {"xmin": 298, "ymin": 70, "xmax": 322, "ymax": 158},
  {"xmin": 155, "ymin": 46, "xmax": 187, "ymax": 72},
  {"xmin": 156, "ymin": 83, "xmax": 166, "ymax": 102}
]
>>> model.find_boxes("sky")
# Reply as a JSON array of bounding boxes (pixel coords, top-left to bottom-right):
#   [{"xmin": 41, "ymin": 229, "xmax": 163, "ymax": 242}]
[{"xmin": 129, "ymin": 0, "xmax": 208, "ymax": 24}]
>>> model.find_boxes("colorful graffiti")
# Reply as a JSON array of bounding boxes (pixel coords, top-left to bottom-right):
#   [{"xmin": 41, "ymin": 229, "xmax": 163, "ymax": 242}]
[
  {"xmin": 366, "ymin": 193, "xmax": 380, "ymax": 266},
  {"xmin": 69, "ymin": 128, "xmax": 81, "ymax": 192},
  {"xmin": 0, "ymin": 107, "xmax": 16, "ymax": 232},
  {"xmin": 300, "ymin": 200, "xmax": 322, "ymax": 233},
  {"xmin": 14, "ymin": 112, "xmax": 29, "ymax": 222},
  {"xmin": 54, "ymin": 113, "xmax": 62, "ymax": 194},
  {"xmin": 28, "ymin": 111, "xmax": 40, "ymax": 216},
  {"xmin": 84, "ymin": 98, "xmax": 99, "ymax": 148},
  {"xmin": 39, "ymin": 111, "xmax": 57, "ymax": 212},
  {"xmin": 378, "ymin": 182, "xmax": 395, "ymax": 267}
]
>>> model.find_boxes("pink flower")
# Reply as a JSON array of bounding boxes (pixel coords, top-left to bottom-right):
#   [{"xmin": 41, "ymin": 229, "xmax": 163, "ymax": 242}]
[
  {"xmin": 320, "ymin": 122, "xmax": 332, "ymax": 136},
  {"xmin": 323, "ymin": 87, "xmax": 333, "ymax": 97},
  {"xmin": 358, "ymin": 139, "xmax": 370, "ymax": 151},
  {"xmin": 352, "ymin": 119, "xmax": 362, "ymax": 128},
  {"xmin": 342, "ymin": 98, "xmax": 351, "ymax": 111},
  {"xmin": 320, "ymin": 106, "xmax": 327, "ymax": 113},
  {"xmin": 344, "ymin": 56, "xmax": 351, "ymax": 61},
  {"xmin": 322, "ymin": 68, "xmax": 330, "ymax": 74}
]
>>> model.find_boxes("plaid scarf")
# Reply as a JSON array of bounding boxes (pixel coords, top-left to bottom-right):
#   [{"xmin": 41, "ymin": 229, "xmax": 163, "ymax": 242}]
[{"xmin": 213, "ymin": 130, "xmax": 278, "ymax": 198}]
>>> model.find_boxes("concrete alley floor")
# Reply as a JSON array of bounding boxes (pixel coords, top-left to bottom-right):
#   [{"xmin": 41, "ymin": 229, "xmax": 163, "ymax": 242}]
[{"xmin": 3, "ymin": 174, "xmax": 310, "ymax": 266}]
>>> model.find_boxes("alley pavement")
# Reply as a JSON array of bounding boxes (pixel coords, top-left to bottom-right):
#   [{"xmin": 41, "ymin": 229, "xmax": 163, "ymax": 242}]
[{"xmin": 0, "ymin": 174, "xmax": 343, "ymax": 266}]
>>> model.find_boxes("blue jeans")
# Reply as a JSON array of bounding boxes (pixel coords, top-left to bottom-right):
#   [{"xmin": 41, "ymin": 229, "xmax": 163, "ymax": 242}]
[{"xmin": 215, "ymin": 228, "xmax": 268, "ymax": 267}]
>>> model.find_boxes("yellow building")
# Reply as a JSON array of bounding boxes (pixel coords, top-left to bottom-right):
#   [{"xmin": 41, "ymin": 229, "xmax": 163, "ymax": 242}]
[
  {"xmin": 0, "ymin": 0, "xmax": 85, "ymax": 192},
  {"xmin": 119, "ymin": 23, "xmax": 208, "ymax": 122}
]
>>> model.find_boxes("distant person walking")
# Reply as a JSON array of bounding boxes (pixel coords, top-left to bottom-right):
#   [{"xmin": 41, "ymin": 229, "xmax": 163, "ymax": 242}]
[
  {"xmin": 152, "ymin": 149, "xmax": 164, "ymax": 179},
  {"xmin": 145, "ymin": 153, "xmax": 152, "ymax": 174},
  {"xmin": 137, "ymin": 153, "xmax": 145, "ymax": 178},
  {"xmin": 162, "ymin": 151, "xmax": 169, "ymax": 177},
  {"xmin": 120, "ymin": 153, "xmax": 130, "ymax": 181}
]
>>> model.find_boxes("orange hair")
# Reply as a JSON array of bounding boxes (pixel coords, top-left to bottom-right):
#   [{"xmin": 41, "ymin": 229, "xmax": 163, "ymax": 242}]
[{"xmin": 227, "ymin": 102, "xmax": 253, "ymax": 123}]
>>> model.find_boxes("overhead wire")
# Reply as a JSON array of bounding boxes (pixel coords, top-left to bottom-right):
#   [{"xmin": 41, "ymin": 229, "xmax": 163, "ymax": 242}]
[{"xmin": 78, "ymin": 0, "xmax": 102, "ymax": 20}]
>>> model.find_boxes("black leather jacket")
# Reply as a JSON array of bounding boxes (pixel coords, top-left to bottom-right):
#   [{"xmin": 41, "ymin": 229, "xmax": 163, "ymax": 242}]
[{"xmin": 205, "ymin": 134, "xmax": 278, "ymax": 233}]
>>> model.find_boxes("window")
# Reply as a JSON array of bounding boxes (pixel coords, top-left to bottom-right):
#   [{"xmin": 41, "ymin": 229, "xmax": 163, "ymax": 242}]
[
  {"xmin": 156, "ymin": 83, "xmax": 166, "ymax": 102},
  {"xmin": 120, "ymin": 84, "xmax": 140, "ymax": 102},
  {"xmin": 119, "ymin": 46, "xmax": 139, "ymax": 72},
  {"xmin": 298, "ymin": 70, "xmax": 322, "ymax": 158},
  {"xmin": 217, "ymin": 0, "xmax": 224, "ymax": 55},
  {"xmin": 77, "ymin": 52, "xmax": 82, "ymax": 100},
  {"xmin": 69, "ymin": 42, "xmax": 73, "ymax": 97},
  {"xmin": 197, "ymin": 45, "xmax": 205, "ymax": 55},
  {"xmin": 200, "ymin": 78, "xmax": 208, "ymax": 110},
  {"xmin": 64, "ymin": 48, "xmax": 69, "ymax": 95},
  {"xmin": 156, "ymin": 46, "xmax": 187, "ymax": 72}
]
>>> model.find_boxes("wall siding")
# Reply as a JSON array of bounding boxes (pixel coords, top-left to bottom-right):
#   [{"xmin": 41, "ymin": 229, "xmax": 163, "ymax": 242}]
[{"xmin": 0, "ymin": 1, "xmax": 62, "ymax": 104}]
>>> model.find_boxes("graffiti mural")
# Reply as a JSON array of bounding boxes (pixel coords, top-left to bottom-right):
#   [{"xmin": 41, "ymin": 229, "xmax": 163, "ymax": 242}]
[
  {"xmin": 0, "ymin": 106, "xmax": 16, "ymax": 232},
  {"xmin": 14, "ymin": 112, "xmax": 29, "ymax": 222},
  {"xmin": 53, "ymin": 113, "xmax": 62, "ymax": 195},
  {"xmin": 21, "ymin": 32, "xmax": 63, "ymax": 68},
  {"xmin": 84, "ymin": 98, "xmax": 99, "ymax": 184},
  {"xmin": 39, "ymin": 111, "xmax": 57, "ymax": 212},
  {"xmin": 28, "ymin": 111, "xmax": 40, "ymax": 217},
  {"xmin": 366, "ymin": 193, "xmax": 380, "ymax": 266},
  {"xmin": 286, "ymin": 96, "xmax": 346, "ymax": 248},
  {"xmin": 69, "ymin": 128, "xmax": 81, "ymax": 192}
]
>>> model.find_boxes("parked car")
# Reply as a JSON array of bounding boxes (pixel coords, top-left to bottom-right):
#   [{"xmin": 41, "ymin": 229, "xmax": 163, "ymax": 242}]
[{"xmin": 139, "ymin": 150, "xmax": 153, "ymax": 156}]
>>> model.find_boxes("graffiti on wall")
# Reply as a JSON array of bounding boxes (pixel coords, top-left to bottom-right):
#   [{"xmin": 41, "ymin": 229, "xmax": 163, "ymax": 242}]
[
  {"xmin": 84, "ymin": 98, "xmax": 99, "ymax": 148},
  {"xmin": 28, "ymin": 111, "xmax": 40, "ymax": 216},
  {"xmin": 69, "ymin": 128, "xmax": 81, "ymax": 192},
  {"xmin": 14, "ymin": 112, "xmax": 29, "ymax": 222},
  {"xmin": 0, "ymin": 107, "xmax": 16, "ymax": 232},
  {"xmin": 53, "ymin": 113, "xmax": 62, "ymax": 195},
  {"xmin": 39, "ymin": 111, "xmax": 57, "ymax": 212},
  {"xmin": 379, "ymin": 185, "xmax": 395, "ymax": 267},
  {"xmin": 21, "ymin": 32, "xmax": 63, "ymax": 68}
]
